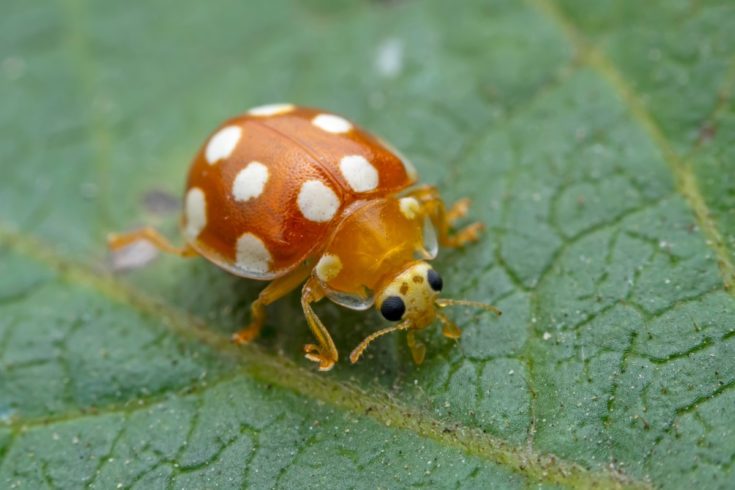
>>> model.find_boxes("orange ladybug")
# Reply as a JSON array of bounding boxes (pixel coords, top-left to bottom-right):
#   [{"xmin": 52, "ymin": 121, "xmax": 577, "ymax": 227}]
[{"xmin": 109, "ymin": 104, "xmax": 500, "ymax": 371}]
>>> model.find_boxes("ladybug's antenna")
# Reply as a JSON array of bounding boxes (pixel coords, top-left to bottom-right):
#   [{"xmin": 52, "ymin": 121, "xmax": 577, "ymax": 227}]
[
  {"xmin": 435, "ymin": 298, "xmax": 502, "ymax": 316},
  {"xmin": 350, "ymin": 320, "xmax": 412, "ymax": 364}
]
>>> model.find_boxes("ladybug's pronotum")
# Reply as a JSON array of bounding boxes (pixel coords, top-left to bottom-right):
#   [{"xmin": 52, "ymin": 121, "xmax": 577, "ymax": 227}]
[{"xmin": 109, "ymin": 104, "xmax": 500, "ymax": 371}]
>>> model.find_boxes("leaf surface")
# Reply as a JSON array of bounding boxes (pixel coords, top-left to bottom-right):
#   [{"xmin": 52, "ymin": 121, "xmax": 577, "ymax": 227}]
[{"xmin": 1, "ymin": 0, "xmax": 734, "ymax": 488}]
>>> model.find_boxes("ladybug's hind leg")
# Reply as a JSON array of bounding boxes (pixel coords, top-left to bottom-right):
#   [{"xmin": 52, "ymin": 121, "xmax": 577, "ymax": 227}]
[
  {"xmin": 107, "ymin": 226, "xmax": 197, "ymax": 257},
  {"xmin": 407, "ymin": 185, "xmax": 484, "ymax": 248},
  {"xmin": 232, "ymin": 263, "xmax": 311, "ymax": 344},
  {"xmin": 300, "ymin": 278, "xmax": 339, "ymax": 371}
]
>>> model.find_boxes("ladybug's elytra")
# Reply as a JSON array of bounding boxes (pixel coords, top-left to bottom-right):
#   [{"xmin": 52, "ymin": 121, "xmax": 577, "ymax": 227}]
[{"xmin": 109, "ymin": 104, "xmax": 500, "ymax": 371}]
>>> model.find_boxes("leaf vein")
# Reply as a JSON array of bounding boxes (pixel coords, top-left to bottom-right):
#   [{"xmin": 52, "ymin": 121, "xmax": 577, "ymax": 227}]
[
  {"xmin": 527, "ymin": 0, "xmax": 735, "ymax": 293},
  {"xmin": 0, "ymin": 227, "xmax": 649, "ymax": 489}
]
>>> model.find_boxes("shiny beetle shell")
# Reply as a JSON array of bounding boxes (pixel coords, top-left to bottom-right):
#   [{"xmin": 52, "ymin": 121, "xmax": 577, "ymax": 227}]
[{"xmin": 182, "ymin": 104, "xmax": 418, "ymax": 280}]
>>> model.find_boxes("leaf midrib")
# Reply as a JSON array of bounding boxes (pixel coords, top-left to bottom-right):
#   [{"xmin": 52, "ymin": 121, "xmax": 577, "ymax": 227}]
[
  {"xmin": 0, "ymin": 227, "xmax": 648, "ymax": 490},
  {"xmin": 6, "ymin": 2, "xmax": 732, "ymax": 487}
]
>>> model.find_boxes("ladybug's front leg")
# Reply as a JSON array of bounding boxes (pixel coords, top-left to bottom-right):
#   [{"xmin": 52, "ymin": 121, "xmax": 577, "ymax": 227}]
[
  {"xmin": 300, "ymin": 278, "xmax": 339, "ymax": 371},
  {"xmin": 407, "ymin": 185, "xmax": 484, "ymax": 248},
  {"xmin": 406, "ymin": 331, "xmax": 427, "ymax": 365}
]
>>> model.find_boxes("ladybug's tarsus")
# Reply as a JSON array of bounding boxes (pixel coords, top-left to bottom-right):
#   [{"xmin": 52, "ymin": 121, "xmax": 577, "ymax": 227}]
[
  {"xmin": 436, "ymin": 310, "xmax": 462, "ymax": 339},
  {"xmin": 445, "ymin": 197, "xmax": 471, "ymax": 224},
  {"xmin": 405, "ymin": 185, "xmax": 484, "ymax": 248},
  {"xmin": 110, "ymin": 104, "xmax": 501, "ymax": 370},
  {"xmin": 231, "ymin": 327, "xmax": 260, "ymax": 345},
  {"xmin": 443, "ymin": 222, "xmax": 485, "ymax": 248},
  {"xmin": 301, "ymin": 278, "xmax": 339, "ymax": 371},
  {"xmin": 406, "ymin": 331, "xmax": 427, "ymax": 365},
  {"xmin": 304, "ymin": 344, "xmax": 337, "ymax": 371}
]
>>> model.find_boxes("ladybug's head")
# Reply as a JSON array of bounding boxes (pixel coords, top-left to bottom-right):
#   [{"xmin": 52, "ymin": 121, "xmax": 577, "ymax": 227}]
[
  {"xmin": 374, "ymin": 261, "xmax": 441, "ymax": 329},
  {"xmin": 349, "ymin": 261, "xmax": 501, "ymax": 365}
]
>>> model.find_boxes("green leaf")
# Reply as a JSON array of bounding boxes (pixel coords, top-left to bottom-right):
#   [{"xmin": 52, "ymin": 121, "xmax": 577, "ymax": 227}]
[{"xmin": 1, "ymin": 0, "xmax": 734, "ymax": 488}]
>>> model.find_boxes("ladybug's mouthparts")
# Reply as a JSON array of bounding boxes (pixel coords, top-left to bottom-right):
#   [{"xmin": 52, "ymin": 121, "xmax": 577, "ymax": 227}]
[{"xmin": 348, "ymin": 297, "xmax": 502, "ymax": 365}]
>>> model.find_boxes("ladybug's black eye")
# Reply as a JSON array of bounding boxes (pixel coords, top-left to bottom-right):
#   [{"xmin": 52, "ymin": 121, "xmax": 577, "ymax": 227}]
[
  {"xmin": 380, "ymin": 296, "xmax": 405, "ymax": 321},
  {"xmin": 427, "ymin": 269, "xmax": 443, "ymax": 292}
]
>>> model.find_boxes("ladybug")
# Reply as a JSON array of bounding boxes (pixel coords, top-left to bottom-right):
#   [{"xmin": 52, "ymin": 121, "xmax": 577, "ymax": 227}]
[{"xmin": 109, "ymin": 104, "xmax": 500, "ymax": 371}]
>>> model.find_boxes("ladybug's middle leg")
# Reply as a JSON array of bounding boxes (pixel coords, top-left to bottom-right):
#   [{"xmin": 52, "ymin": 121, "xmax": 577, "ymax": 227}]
[
  {"xmin": 300, "ymin": 278, "xmax": 339, "ymax": 371},
  {"xmin": 232, "ymin": 262, "xmax": 311, "ymax": 344},
  {"xmin": 406, "ymin": 185, "xmax": 484, "ymax": 248}
]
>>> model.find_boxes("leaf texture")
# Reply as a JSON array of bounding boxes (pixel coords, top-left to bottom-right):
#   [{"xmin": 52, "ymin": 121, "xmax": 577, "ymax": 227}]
[{"xmin": 1, "ymin": 0, "xmax": 734, "ymax": 488}]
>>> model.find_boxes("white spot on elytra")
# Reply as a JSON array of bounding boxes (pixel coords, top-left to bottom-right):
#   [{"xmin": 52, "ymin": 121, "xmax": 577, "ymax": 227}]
[
  {"xmin": 232, "ymin": 161, "xmax": 269, "ymax": 202},
  {"xmin": 236, "ymin": 233, "xmax": 272, "ymax": 275},
  {"xmin": 375, "ymin": 38, "xmax": 403, "ymax": 78},
  {"xmin": 339, "ymin": 155, "xmax": 378, "ymax": 192},
  {"xmin": 315, "ymin": 254, "xmax": 343, "ymax": 282},
  {"xmin": 205, "ymin": 126, "xmax": 241, "ymax": 164},
  {"xmin": 312, "ymin": 114, "xmax": 352, "ymax": 134},
  {"xmin": 247, "ymin": 103, "xmax": 294, "ymax": 116},
  {"xmin": 185, "ymin": 187, "xmax": 207, "ymax": 238},
  {"xmin": 297, "ymin": 180, "xmax": 340, "ymax": 222},
  {"xmin": 399, "ymin": 197, "xmax": 420, "ymax": 219}
]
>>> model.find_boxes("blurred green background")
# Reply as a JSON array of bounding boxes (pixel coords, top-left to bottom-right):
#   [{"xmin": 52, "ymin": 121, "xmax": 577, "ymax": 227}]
[{"xmin": 1, "ymin": 0, "xmax": 734, "ymax": 488}]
